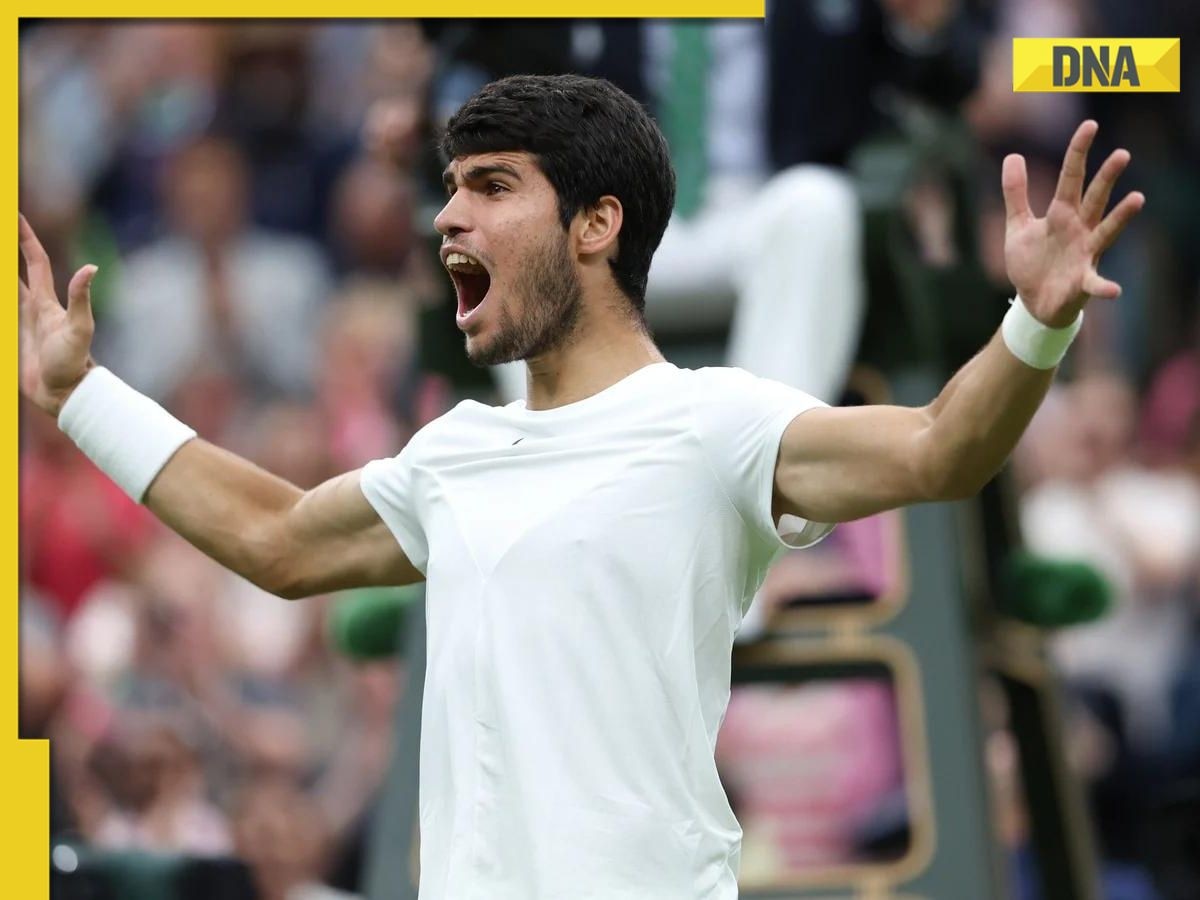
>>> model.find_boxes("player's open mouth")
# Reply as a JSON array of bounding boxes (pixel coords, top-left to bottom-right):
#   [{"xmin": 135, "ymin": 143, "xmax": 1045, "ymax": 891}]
[{"xmin": 445, "ymin": 251, "xmax": 492, "ymax": 326}]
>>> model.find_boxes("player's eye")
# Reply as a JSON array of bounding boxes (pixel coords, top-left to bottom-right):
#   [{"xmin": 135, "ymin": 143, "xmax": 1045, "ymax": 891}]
[{"xmin": 485, "ymin": 182, "xmax": 509, "ymax": 196}]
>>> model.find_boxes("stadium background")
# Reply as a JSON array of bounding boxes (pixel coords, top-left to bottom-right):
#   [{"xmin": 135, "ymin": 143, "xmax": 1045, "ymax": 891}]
[{"xmin": 16, "ymin": 6, "xmax": 1200, "ymax": 899}]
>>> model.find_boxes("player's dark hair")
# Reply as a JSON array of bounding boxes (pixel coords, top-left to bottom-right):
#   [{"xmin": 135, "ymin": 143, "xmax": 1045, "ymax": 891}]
[{"xmin": 441, "ymin": 74, "xmax": 675, "ymax": 313}]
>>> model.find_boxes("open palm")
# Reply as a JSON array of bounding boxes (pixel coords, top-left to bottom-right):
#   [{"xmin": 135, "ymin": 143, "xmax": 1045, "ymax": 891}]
[
  {"xmin": 19, "ymin": 214, "xmax": 98, "ymax": 416},
  {"xmin": 1003, "ymin": 120, "xmax": 1145, "ymax": 329}
]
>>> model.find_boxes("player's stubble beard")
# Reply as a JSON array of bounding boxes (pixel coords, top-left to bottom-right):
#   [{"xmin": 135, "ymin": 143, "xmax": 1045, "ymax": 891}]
[{"xmin": 465, "ymin": 227, "xmax": 583, "ymax": 368}]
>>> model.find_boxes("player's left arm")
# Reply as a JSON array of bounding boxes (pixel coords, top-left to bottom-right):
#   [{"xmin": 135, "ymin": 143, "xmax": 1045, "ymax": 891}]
[{"xmin": 773, "ymin": 120, "xmax": 1144, "ymax": 525}]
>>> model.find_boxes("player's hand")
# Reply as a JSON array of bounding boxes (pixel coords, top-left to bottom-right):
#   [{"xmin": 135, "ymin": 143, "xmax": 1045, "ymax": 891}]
[
  {"xmin": 1002, "ymin": 120, "xmax": 1145, "ymax": 328},
  {"xmin": 19, "ymin": 213, "xmax": 98, "ymax": 417}
]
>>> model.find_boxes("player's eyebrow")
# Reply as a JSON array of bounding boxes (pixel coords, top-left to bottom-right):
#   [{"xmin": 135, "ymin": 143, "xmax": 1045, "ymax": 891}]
[{"xmin": 442, "ymin": 163, "xmax": 524, "ymax": 192}]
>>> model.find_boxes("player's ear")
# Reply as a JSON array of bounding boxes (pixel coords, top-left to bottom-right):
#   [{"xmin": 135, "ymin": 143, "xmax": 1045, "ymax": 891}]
[{"xmin": 576, "ymin": 195, "xmax": 623, "ymax": 260}]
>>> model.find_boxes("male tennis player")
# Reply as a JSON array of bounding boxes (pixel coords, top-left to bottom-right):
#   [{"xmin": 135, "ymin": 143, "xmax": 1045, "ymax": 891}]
[{"xmin": 21, "ymin": 75, "xmax": 1141, "ymax": 899}]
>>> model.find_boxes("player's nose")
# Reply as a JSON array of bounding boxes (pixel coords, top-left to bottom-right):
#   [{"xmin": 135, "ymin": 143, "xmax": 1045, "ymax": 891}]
[{"xmin": 434, "ymin": 191, "xmax": 472, "ymax": 239}]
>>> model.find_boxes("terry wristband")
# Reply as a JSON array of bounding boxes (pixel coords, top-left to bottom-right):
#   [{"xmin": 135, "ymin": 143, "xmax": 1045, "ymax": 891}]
[
  {"xmin": 57, "ymin": 367, "xmax": 197, "ymax": 503},
  {"xmin": 1001, "ymin": 295, "xmax": 1083, "ymax": 370}
]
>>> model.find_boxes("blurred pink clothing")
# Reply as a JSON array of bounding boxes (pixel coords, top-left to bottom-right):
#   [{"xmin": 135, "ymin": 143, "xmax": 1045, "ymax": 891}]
[
  {"xmin": 93, "ymin": 800, "xmax": 233, "ymax": 856},
  {"xmin": 716, "ymin": 680, "xmax": 902, "ymax": 869},
  {"xmin": 1138, "ymin": 350, "xmax": 1200, "ymax": 465},
  {"xmin": 21, "ymin": 454, "xmax": 155, "ymax": 619}
]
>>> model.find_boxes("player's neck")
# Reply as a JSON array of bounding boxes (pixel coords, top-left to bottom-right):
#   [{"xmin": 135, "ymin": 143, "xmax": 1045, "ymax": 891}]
[{"xmin": 522, "ymin": 300, "xmax": 664, "ymax": 411}]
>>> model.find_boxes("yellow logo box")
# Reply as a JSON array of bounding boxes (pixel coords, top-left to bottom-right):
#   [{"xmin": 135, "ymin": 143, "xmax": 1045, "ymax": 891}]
[{"xmin": 1013, "ymin": 38, "xmax": 1180, "ymax": 92}]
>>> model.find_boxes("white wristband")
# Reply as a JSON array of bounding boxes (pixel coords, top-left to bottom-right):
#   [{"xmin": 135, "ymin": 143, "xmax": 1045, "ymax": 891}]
[
  {"xmin": 57, "ymin": 367, "xmax": 197, "ymax": 503},
  {"xmin": 1001, "ymin": 295, "xmax": 1083, "ymax": 370}
]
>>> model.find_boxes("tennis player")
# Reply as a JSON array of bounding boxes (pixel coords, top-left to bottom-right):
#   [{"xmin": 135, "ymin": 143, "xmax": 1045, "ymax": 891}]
[{"xmin": 21, "ymin": 75, "xmax": 1142, "ymax": 899}]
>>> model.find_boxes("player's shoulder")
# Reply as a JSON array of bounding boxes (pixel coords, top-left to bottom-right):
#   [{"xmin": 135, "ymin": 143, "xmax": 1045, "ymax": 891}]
[
  {"xmin": 363, "ymin": 400, "xmax": 487, "ymax": 479},
  {"xmin": 679, "ymin": 365, "xmax": 780, "ymax": 405},
  {"xmin": 687, "ymin": 365, "xmax": 763, "ymax": 388},
  {"xmin": 683, "ymin": 365, "xmax": 829, "ymax": 427},
  {"xmin": 408, "ymin": 397, "xmax": 510, "ymax": 450}
]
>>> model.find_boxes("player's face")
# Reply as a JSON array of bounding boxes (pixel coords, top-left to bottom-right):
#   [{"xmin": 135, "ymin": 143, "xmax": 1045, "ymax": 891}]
[{"xmin": 435, "ymin": 151, "xmax": 583, "ymax": 367}]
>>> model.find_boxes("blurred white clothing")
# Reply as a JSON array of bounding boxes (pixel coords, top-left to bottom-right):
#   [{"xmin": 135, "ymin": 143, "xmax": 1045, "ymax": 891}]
[
  {"xmin": 646, "ymin": 166, "xmax": 864, "ymax": 404},
  {"xmin": 492, "ymin": 22, "xmax": 864, "ymax": 406},
  {"xmin": 1022, "ymin": 467, "xmax": 1200, "ymax": 748},
  {"xmin": 106, "ymin": 230, "xmax": 330, "ymax": 401}
]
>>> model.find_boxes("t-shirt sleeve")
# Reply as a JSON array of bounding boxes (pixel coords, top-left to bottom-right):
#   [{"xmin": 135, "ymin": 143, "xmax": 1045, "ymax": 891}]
[
  {"xmin": 359, "ymin": 438, "xmax": 429, "ymax": 576},
  {"xmin": 691, "ymin": 367, "xmax": 835, "ymax": 552}
]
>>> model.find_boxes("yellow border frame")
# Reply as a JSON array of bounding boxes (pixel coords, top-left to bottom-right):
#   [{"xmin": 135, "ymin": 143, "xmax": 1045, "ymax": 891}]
[
  {"xmin": 9, "ymin": 8, "xmax": 768, "ymax": 897},
  {"xmin": 10, "ymin": 14, "xmax": 51, "ymax": 895},
  {"xmin": 20, "ymin": 2, "xmax": 765, "ymax": 17}
]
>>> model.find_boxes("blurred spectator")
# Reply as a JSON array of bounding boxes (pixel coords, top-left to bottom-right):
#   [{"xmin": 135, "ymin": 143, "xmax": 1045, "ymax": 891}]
[
  {"xmin": 89, "ymin": 716, "xmax": 233, "ymax": 857},
  {"xmin": 520, "ymin": 5, "xmax": 988, "ymax": 411},
  {"xmin": 240, "ymin": 400, "xmax": 336, "ymax": 490},
  {"xmin": 21, "ymin": 590, "xmax": 77, "ymax": 838},
  {"xmin": 644, "ymin": 19, "xmax": 863, "ymax": 402},
  {"xmin": 22, "ymin": 24, "xmax": 224, "ymax": 246},
  {"xmin": 316, "ymin": 280, "xmax": 420, "ymax": 470},
  {"xmin": 20, "ymin": 401, "xmax": 156, "ymax": 620},
  {"xmin": 1021, "ymin": 372, "xmax": 1200, "ymax": 752},
  {"xmin": 103, "ymin": 135, "xmax": 331, "ymax": 403},
  {"xmin": 769, "ymin": 0, "xmax": 987, "ymax": 169},
  {"xmin": 328, "ymin": 159, "xmax": 420, "ymax": 278},
  {"xmin": 311, "ymin": 23, "xmax": 434, "ymax": 165},
  {"xmin": 166, "ymin": 358, "xmax": 249, "ymax": 445},
  {"xmin": 966, "ymin": 0, "xmax": 1083, "ymax": 155},
  {"xmin": 314, "ymin": 662, "xmax": 399, "ymax": 836},
  {"xmin": 358, "ymin": 24, "xmax": 436, "ymax": 173},
  {"xmin": 214, "ymin": 25, "xmax": 354, "ymax": 241},
  {"xmin": 420, "ymin": 21, "xmax": 573, "ymax": 127},
  {"xmin": 1138, "ymin": 339, "xmax": 1200, "ymax": 467},
  {"xmin": 232, "ymin": 776, "xmax": 357, "ymax": 900},
  {"xmin": 18, "ymin": 16, "xmax": 1200, "ymax": 898},
  {"xmin": 20, "ymin": 590, "xmax": 70, "ymax": 741},
  {"xmin": 20, "ymin": 21, "xmax": 429, "ymax": 899}
]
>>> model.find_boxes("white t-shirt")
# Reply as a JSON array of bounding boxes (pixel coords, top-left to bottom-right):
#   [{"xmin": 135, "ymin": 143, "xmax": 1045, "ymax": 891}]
[{"xmin": 360, "ymin": 362, "xmax": 832, "ymax": 900}]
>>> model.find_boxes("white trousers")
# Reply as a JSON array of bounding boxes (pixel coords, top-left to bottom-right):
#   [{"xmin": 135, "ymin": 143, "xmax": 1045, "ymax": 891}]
[{"xmin": 491, "ymin": 166, "xmax": 864, "ymax": 404}]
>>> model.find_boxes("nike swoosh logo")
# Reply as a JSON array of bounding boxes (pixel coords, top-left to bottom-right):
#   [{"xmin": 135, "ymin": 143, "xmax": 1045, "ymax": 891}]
[{"xmin": 512, "ymin": 438, "xmax": 524, "ymax": 445}]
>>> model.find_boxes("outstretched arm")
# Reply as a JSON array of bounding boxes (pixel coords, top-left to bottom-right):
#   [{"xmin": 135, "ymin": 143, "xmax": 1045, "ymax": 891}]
[
  {"xmin": 144, "ymin": 445, "xmax": 420, "ymax": 598},
  {"xmin": 19, "ymin": 215, "xmax": 422, "ymax": 598},
  {"xmin": 774, "ymin": 120, "xmax": 1144, "ymax": 524}
]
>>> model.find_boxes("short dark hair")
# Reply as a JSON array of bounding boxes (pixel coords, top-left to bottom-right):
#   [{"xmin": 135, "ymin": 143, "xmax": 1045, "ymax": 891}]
[{"xmin": 441, "ymin": 74, "xmax": 675, "ymax": 312}]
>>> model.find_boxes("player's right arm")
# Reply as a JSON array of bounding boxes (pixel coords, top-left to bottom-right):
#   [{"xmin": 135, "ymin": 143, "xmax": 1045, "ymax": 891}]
[
  {"xmin": 144, "ymin": 445, "xmax": 422, "ymax": 597},
  {"xmin": 19, "ymin": 214, "xmax": 422, "ymax": 598}
]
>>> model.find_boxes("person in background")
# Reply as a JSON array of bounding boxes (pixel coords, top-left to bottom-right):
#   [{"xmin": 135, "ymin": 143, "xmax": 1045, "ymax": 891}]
[
  {"xmin": 1021, "ymin": 372, "xmax": 1200, "ymax": 754},
  {"xmin": 103, "ymin": 135, "xmax": 331, "ymax": 403},
  {"xmin": 18, "ymin": 66, "xmax": 1144, "ymax": 895},
  {"xmin": 526, "ymin": 2, "xmax": 988, "ymax": 410},
  {"xmin": 214, "ymin": 25, "xmax": 355, "ymax": 243},
  {"xmin": 89, "ymin": 715, "xmax": 234, "ymax": 857},
  {"xmin": 231, "ymin": 776, "xmax": 359, "ymax": 900},
  {"xmin": 20, "ymin": 402, "xmax": 156, "ymax": 621}
]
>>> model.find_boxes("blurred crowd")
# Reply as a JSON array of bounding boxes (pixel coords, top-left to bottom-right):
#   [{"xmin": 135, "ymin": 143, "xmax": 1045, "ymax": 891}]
[
  {"xmin": 20, "ymin": 21, "xmax": 452, "ymax": 899},
  {"xmin": 17, "ymin": 4, "xmax": 1200, "ymax": 899}
]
